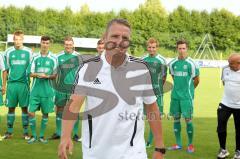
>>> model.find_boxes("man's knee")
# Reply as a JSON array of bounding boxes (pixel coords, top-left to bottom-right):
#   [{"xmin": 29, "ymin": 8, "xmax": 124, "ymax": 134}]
[
  {"xmin": 28, "ymin": 112, "xmax": 35, "ymax": 118},
  {"xmin": 185, "ymin": 118, "xmax": 192, "ymax": 123},
  {"xmin": 8, "ymin": 108, "xmax": 15, "ymax": 113},
  {"xmin": 42, "ymin": 114, "xmax": 48, "ymax": 118},
  {"xmin": 56, "ymin": 106, "xmax": 64, "ymax": 113},
  {"xmin": 21, "ymin": 107, "xmax": 28, "ymax": 113}
]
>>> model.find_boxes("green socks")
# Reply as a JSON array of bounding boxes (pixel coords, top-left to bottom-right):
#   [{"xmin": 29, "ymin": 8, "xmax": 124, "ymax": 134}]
[
  {"xmin": 147, "ymin": 129, "xmax": 154, "ymax": 145},
  {"xmin": 40, "ymin": 118, "xmax": 48, "ymax": 138},
  {"xmin": 56, "ymin": 112, "xmax": 79, "ymax": 136},
  {"xmin": 29, "ymin": 117, "xmax": 49, "ymax": 138},
  {"xmin": 174, "ymin": 120, "xmax": 182, "ymax": 146},
  {"xmin": 29, "ymin": 117, "xmax": 37, "ymax": 138},
  {"xmin": 56, "ymin": 112, "xmax": 63, "ymax": 136},
  {"xmin": 7, "ymin": 113, "xmax": 15, "ymax": 134},
  {"xmin": 73, "ymin": 117, "xmax": 79, "ymax": 136},
  {"xmin": 186, "ymin": 121, "xmax": 194, "ymax": 145},
  {"xmin": 22, "ymin": 113, "xmax": 29, "ymax": 134}
]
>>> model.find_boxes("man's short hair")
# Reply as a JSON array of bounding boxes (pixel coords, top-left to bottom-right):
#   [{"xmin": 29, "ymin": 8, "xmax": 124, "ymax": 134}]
[
  {"xmin": 41, "ymin": 36, "xmax": 51, "ymax": 41},
  {"xmin": 106, "ymin": 18, "xmax": 131, "ymax": 32},
  {"xmin": 13, "ymin": 30, "xmax": 24, "ymax": 37},
  {"xmin": 97, "ymin": 39, "xmax": 104, "ymax": 45},
  {"xmin": 176, "ymin": 39, "xmax": 188, "ymax": 47},
  {"xmin": 64, "ymin": 36, "xmax": 74, "ymax": 43},
  {"xmin": 147, "ymin": 38, "xmax": 159, "ymax": 47}
]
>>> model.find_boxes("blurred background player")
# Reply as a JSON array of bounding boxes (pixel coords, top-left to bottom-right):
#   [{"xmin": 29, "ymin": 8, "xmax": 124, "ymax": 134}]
[
  {"xmin": 96, "ymin": 39, "xmax": 104, "ymax": 55},
  {"xmin": 28, "ymin": 36, "xmax": 57, "ymax": 144},
  {"xmin": 49, "ymin": 36, "xmax": 81, "ymax": 142},
  {"xmin": 217, "ymin": 53, "xmax": 240, "ymax": 159},
  {"xmin": 3, "ymin": 30, "xmax": 32, "ymax": 140},
  {"xmin": 142, "ymin": 38, "xmax": 167, "ymax": 147},
  {"xmin": 168, "ymin": 39, "xmax": 199, "ymax": 153}
]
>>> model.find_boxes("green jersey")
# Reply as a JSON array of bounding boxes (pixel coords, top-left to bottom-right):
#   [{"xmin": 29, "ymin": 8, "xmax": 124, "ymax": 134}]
[
  {"xmin": 5, "ymin": 46, "xmax": 32, "ymax": 83},
  {"xmin": 169, "ymin": 57, "xmax": 199, "ymax": 100},
  {"xmin": 56, "ymin": 51, "xmax": 80, "ymax": 93},
  {"xmin": 143, "ymin": 54, "xmax": 167, "ymax": 96},
  {"xmin": 30, "ymin": 52, "xmax": 57, "ymax": 97}
]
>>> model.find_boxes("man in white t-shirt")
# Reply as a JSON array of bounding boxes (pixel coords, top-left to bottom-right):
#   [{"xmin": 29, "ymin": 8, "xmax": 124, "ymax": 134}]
[
  {"xmin": 58, "ymin": 18, "xmax": 165, "ymax": 159},
  {"xmin": 217, "ymin": 53, "xmax": 240, "ymax": 159}
]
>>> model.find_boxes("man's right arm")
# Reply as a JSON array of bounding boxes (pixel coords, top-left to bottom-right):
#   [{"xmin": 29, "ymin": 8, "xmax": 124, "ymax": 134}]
[
  {"xmin": 58, "ymin": 94, "xmax": 85, "ymax": 159},
  {"xmin": 30, "ymin": 73, "xmax": 40, "ymax": 78}
]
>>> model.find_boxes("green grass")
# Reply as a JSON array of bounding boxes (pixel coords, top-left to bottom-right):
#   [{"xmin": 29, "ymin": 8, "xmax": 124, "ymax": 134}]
[{"xmin": 0, "ymin": 68, "xmax": 237, "ymax": 159}]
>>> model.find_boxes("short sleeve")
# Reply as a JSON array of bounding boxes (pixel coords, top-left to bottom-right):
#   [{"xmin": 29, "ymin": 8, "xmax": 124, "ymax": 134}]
[
  {"xmin": 221, "ymin": 67, "xmax": 227, "ymax": 81},
  {"xmin": 53, "ymin": 57, "xmax": 58, "ymax": 74},
  {"xmin": 192, "ymin": 61, "xmax": 200, "ymax": 78},
  {"xmin": 30, "ymin": 58, "xmax": 36, "ymax": 73},
  {"xmin": 72, "ymin": 63, "xmax": 88, "ymax": 95},
  {"xmin": 194, "ymin": 62, "xmax": 200, "ymax": 77},
  {"xmin": 169, "ymin": 62, "xmax": 174, "ymax": 76},
  {"xmin": 142, "ymin": 68, "xmax": 157, "ymax": 105}
]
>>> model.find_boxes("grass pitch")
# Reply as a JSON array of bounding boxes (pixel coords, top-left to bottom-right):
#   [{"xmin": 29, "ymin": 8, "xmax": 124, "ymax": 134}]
[{"xmin": 0, "ymin": 68, "xmax": 237, "ymax": 159}]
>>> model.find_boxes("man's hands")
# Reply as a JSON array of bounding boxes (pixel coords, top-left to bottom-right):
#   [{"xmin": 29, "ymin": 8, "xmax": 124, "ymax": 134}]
[
  {"xmin": 58, "ymin": 138, "xmax": 73, "ymax": 159},
  {"xmin": 2, "ymin": 85, "xmax": 6, "ymax": 95},
  {"xmin": 152, "ymin": 151, "xmax": 164, "ymax": 159},
  {"xmin": 37, "ymin": 73, "xmax": 49, "ymax": 79}
]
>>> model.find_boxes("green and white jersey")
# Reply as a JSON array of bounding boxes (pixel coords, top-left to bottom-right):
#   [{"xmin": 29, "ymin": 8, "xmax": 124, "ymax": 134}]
[
  {"xmin": 30, "ymin": 52, "xmax": 57, "ymax": 97},
  {"xmin": 56, "ymin": 51, "xmax": 80, "ymax": 93},
  {"xmin": 169, "ymin": 57, "xmax": 199, "ymax": 100},
  {"xmin": 5, "ymin": 46, "xmax": 32, "ymax": 83},
  {"xmin": 0, "ymin": 54, "xmax": 7, "ymax": 90},
  {"xmin": 142, "ymin": 54, "xmax": 167, "ymax": 96}
]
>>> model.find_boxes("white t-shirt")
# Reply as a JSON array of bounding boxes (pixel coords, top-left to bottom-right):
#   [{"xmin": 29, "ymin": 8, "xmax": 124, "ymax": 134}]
[
  {"xmin": 74, "ymin": 52, "xmax": 157, "ymax": 159},
  {"xmin": 221, "ymin": 66, "xmax": 240, "ymax": 109}
]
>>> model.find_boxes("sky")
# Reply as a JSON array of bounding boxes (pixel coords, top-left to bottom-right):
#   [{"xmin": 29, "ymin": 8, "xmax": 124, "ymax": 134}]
[{"xmin": 0, "ymin": 0, "xmax": 240, "ymax": 16}]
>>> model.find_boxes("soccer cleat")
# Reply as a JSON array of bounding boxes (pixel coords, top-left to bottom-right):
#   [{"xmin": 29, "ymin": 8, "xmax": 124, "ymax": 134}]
[
  {"xmin": 23, "ymin": 133, "xmax": 30, "ymax": 140},
  {"xmin": 28, "ymin": 137, "xmax": 38, "ymax": 144},
  {"xmin": 72, "ymin": 134, "xmax": 81, "ymax": 142},
  {"xmin": 187, "ymin": 144, "xmax": 195, "ymax": 153},
  {"xmin": 49, "ymin": 133, "xmax": 60, "ymax": 140},
  {"xmin": 77, "ymin": 137, "xmax": 82, "ymax": 142},
  {"xmin": 233, "ymin": 150, "xmax": 240, "ymax": 159},
  {"xmin": 168, "ymin": 144, "xmax": 182, "ymax": 150},
  {"xmin": 39, "ymin": 137, "xmax": 48, "ymax": 144},
  {"xmin": 217, "ymin": 148, "xmax": 230, "ymax": 158},
  {"xmin": 2, "ymin": 132, "xmax": 12, "ymax": 139}
]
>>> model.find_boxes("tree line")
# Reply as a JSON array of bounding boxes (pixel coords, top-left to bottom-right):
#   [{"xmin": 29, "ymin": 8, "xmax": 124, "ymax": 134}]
[{"xmin": 0, "ymin": 0, "xmax": 239, "ymax": 57}]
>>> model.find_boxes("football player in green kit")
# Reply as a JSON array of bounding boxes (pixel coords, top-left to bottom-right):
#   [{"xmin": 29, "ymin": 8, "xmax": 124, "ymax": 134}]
[
  {"xmin": 49, "ymin": 36, "xmax": 81, "ymax": 142},
  {"xmin": 142, "ymin": 38, "xmax": 167, "ymax": 147},
  {"xmin": 3, "ymin": 30, "xmax": 32, "ymax": 140},
  {"xmin": 168, "ymin": 40, "xmax": 199, "ymax": 153},
  {"xmin": 28, "ymin": 36, "xmax": 57, "ymax": 144}
]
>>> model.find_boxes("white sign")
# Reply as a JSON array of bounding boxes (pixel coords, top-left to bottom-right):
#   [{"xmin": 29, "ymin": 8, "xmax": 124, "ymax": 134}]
[{"xmin": 7, "ymin": 34, "xmax": 100, "ymax": 48}]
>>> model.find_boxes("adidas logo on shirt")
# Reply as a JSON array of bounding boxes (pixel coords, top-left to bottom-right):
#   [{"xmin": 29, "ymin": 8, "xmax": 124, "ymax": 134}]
[{"xmin": 93, "ymin": 78, "xmax": 101, "ymax": 84}]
